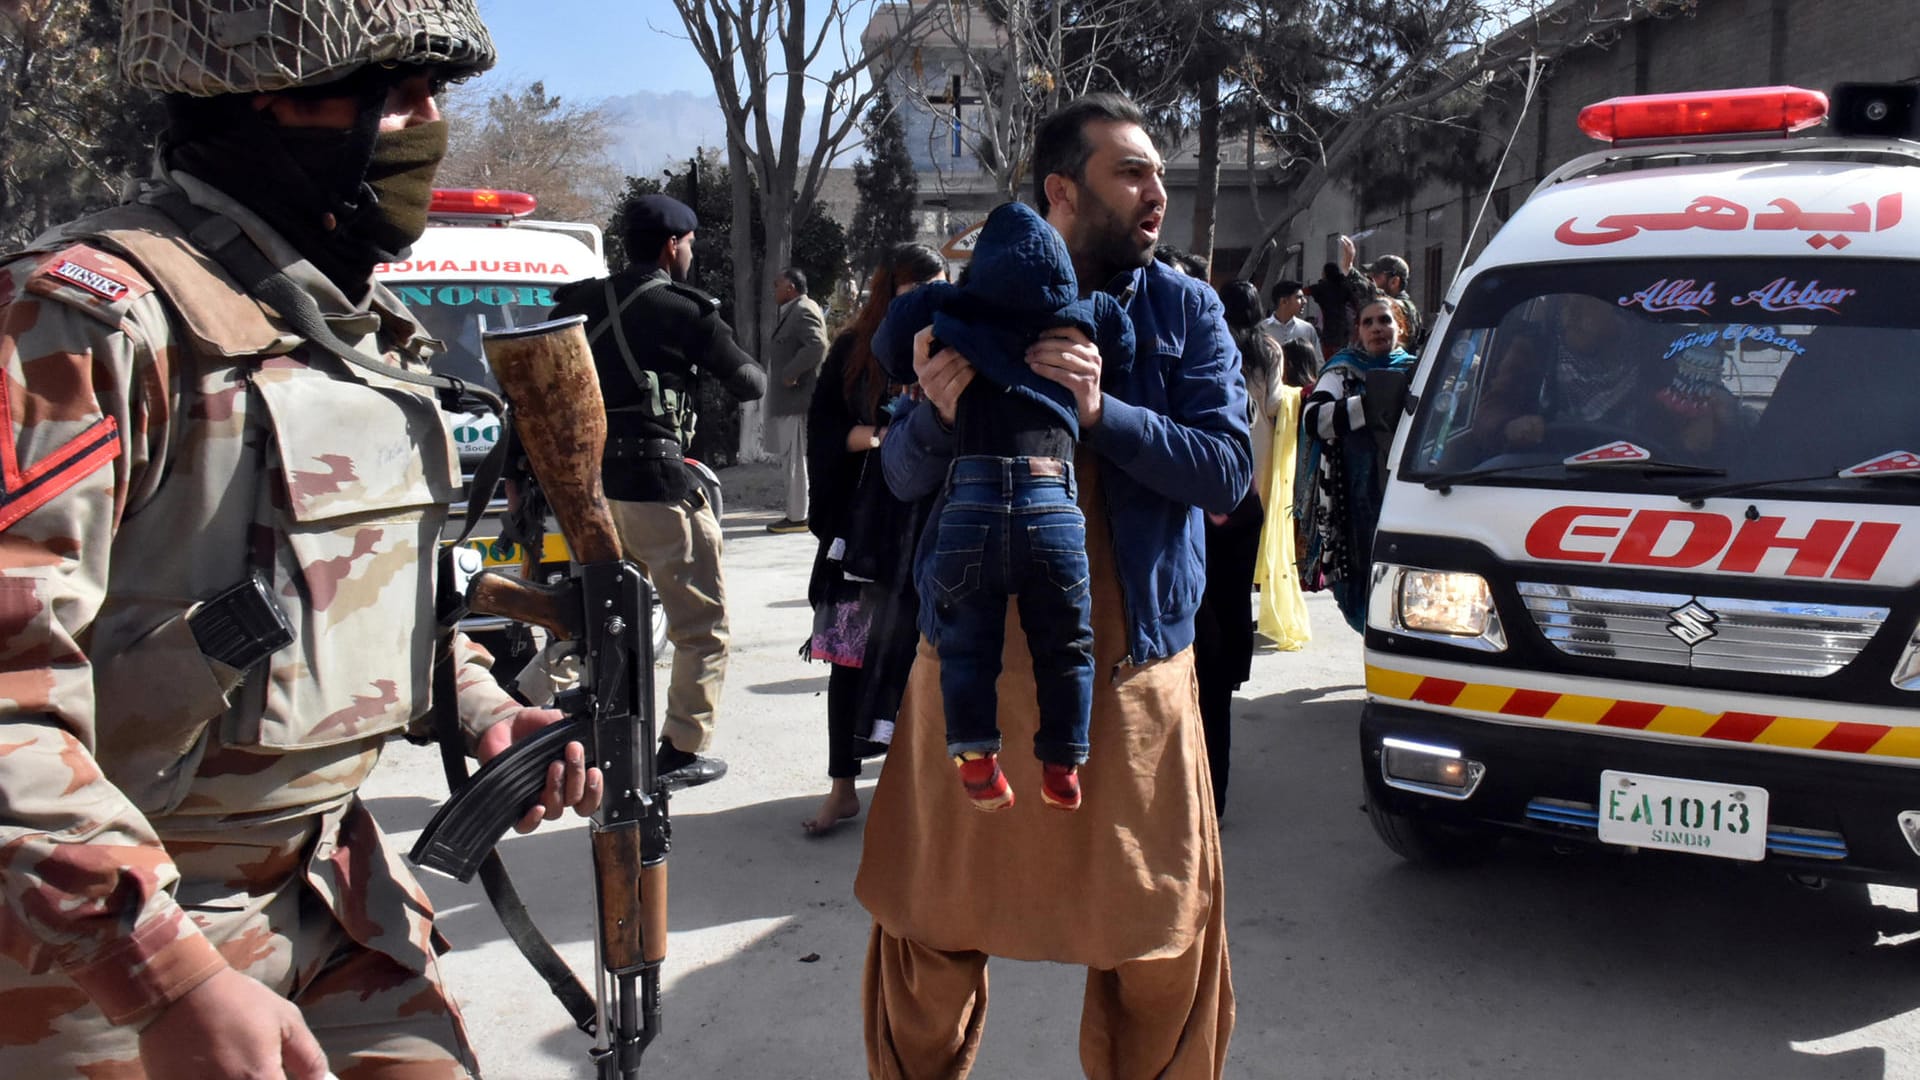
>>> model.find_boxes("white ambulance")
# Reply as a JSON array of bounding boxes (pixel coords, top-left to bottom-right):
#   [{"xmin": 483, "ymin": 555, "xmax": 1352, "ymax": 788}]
[{"xmin": 1360, "ymin": 84, "xmax": 1920, "ymax": 884}]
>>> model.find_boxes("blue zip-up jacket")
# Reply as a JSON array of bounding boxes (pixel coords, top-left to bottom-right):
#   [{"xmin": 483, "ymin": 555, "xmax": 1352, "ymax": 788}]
[
  {"xmin": 882, "ymin": 256, "xmax": 1252, "ymax": 665},
  {"xmin": 876, "ymin": 201, "xmax": 1132, "ymax": 437}
]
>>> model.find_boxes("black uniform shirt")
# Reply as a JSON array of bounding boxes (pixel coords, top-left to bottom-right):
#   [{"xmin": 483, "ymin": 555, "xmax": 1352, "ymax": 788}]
[{"xmin": 550, "ymin": 266, "xmax": 765, "ymax": 502}]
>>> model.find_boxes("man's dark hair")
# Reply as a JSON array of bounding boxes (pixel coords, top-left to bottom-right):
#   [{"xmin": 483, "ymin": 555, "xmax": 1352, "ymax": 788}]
[
  {"xmin": 1270, "ymin": 279, "xmax": 1304, "ymax": 306},
  {"xmin": 1321, "ymin": 262, "xmax": 1341, "ymax": 280},
  {"xmin": 780, "ymin": 266, "xmax": 809, "ymax": 296},
  {"xmin": 1032, "ymin": 92, "xmax": 1148, "ymax": 217}
]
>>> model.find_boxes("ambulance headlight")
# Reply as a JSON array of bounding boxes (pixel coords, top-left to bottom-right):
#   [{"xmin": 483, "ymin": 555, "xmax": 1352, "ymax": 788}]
[
  {"xmin": 1892, "ymin": 623, "xmax": 1920, "ymax": 691},
  {"xmin": 1369, "ymin": 565, "xmax": 1508, "ymax": 651}
]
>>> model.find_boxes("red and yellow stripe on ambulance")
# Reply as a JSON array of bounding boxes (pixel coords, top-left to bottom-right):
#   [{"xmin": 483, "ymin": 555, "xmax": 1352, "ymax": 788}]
[{"xmin": 1366, "ymin": 662, "xmax": 1920, "ymax": 762}]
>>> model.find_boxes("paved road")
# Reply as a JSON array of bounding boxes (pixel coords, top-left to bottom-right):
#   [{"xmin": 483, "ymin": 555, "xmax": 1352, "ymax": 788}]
[{"xmin": 367, "ymin": 490, "xmax": 1920, "ymax": 1079}]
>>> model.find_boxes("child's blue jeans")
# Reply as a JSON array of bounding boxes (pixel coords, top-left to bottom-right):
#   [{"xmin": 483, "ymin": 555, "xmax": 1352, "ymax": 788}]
[{"xmin": 917, "ymin": 455, "xmax": 1095, "ymax": 766}]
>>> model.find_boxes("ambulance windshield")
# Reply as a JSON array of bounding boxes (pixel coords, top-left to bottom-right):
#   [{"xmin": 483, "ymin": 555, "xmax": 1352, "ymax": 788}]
[
  {"xmin": 1403, "ymin": 258, "xmax": 1920, "ymax": 499},
  {"xmin": 387, "ymin": 280, "xmax": 562, "ymax": 394}
]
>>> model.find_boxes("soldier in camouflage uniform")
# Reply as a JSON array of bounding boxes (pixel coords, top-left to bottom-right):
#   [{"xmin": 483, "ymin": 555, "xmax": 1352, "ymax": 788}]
[{"xmin": 0, "ymin": 2, "xmax": 601, "ymax": 1077}]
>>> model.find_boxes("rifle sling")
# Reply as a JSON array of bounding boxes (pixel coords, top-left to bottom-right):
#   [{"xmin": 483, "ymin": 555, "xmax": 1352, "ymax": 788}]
[
  {"xmin": 433, "ymin": 652, "xmax": 599, "ymax": 1035},
  {"xmin": 148, "ymin": 192, "xmax": 596, "ymax": 1033}
]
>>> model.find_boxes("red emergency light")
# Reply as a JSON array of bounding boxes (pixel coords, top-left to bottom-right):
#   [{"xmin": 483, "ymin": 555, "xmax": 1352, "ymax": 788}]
[
  {"xmin": 428, "ymin": 188, "xmax": 539, "ymax": 219},
  {"xmin": 1576, "ymin": 86, "xmax": 1829, "ymax": 143}
]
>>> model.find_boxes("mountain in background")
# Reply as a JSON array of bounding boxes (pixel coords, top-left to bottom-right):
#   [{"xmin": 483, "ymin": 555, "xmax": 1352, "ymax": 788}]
[
  {"xmin": 600, "ymin": 89, "xmax": 731, "ymax": 180},
  {"xmin": 599, "ymin": 87, "xmax": 860, "ymax": 183}
]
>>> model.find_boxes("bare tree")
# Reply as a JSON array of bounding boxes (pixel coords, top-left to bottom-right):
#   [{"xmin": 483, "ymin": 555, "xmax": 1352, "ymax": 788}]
[
  {"xmin": 882, "ymin": 0, "xmax": 1195, "ymax": 204},
  {"xmin": 664, "ymin": 0, "xmax": 945, "ymax": 459},
  {"xmin": 436, "ymin": 78, "xmax": 623, "ymax": 224},
  {"xmin": 1, "ymin": 0, "xmax": 159, "ymax": 246}
]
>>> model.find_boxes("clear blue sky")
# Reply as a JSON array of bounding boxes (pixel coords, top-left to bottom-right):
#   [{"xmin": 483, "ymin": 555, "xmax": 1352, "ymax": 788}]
[
  {"xmin": 476, "ymin": 1, "xmax": 718, "ymax": 101},
  {"xmin": 476, "ymin": 0, "xmax": 857, "ymax": 104}
]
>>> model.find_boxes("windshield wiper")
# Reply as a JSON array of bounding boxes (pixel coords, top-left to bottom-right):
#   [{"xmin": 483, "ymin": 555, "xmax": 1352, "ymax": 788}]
[
  {"xmin": 1679, "ymin": 459, "xmax": 1920, "ymax": 506},
  {"xmin": 1423, "ymin": 457, "xmax": 1725, "ymax": 494}
]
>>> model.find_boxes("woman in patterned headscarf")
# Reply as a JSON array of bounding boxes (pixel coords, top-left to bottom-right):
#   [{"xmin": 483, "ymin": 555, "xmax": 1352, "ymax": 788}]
[{"xmin": 1298, "ymin": 294, "xmax": 1417, "ymax": 631}]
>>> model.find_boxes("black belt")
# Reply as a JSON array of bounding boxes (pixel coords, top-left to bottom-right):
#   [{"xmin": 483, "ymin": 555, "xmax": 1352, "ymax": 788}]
[{"xmin": 606, "ymin": 437, "xmax": 684, "ymax": 461}]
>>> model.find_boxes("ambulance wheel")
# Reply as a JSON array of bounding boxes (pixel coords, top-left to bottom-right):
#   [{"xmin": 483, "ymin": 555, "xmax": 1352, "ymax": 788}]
[
  {"xmin": 1365, "ymin": 786, "xmax": 1499, "ymax": 867},
  {"xmin": 650, "ymin": 594, "xmax": 671, "ymax": 659},
  {"xmin": 685, "ymin": 458, "xmax": 724, "ymax": 522}
]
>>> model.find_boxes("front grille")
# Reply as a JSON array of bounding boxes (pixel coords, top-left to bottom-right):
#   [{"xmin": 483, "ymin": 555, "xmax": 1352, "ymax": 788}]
[
  {"xmin": 1524, "ymin": 798, "xmax": 1848, "ymax": 859},
  {"xmin": 1515, "ymin": 582, "xmax": 1886, "ymax": 677}
]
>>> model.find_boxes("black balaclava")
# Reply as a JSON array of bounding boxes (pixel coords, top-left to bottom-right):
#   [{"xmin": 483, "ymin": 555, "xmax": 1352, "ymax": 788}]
[{"xmin": 165, "ymin": 70, "xmax": 448, "ymax": 296}]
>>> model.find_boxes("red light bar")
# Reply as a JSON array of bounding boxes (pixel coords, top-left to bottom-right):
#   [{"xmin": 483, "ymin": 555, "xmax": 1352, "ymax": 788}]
[
  {"xmin": 1577, "ymin": 86, "xmax": 1829, "ymax": 143},
  {"xmin": 428, "ymin": 188, "xmax": 539, "ymax": 218}
]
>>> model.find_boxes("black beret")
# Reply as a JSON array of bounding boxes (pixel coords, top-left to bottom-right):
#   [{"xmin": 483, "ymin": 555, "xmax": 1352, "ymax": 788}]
[{"xmin": 628, "ymin": 194, "xmax": 699, "ymax": 235}]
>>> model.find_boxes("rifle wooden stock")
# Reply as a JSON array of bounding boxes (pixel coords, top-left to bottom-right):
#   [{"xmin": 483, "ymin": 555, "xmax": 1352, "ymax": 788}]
[
  {"xmin": 481, "ymin": 319, "xmax": 623, "ymax": 565},
  {"xmin": 468, "ymin": 569, "xmax": 582, "ymax": 640},
  {"xmin": 591, "ymin": 818, "xmax": 667, "ymax": 968},
  {"xmin": 641, "ymin": 863, "xmax": 667, "ymax": 964}
]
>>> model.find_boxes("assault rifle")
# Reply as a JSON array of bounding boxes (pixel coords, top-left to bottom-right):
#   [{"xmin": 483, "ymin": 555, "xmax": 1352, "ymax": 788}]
[{"xmin": 410, "ymin": 316, "xmax": 668, "ymax": 1080}]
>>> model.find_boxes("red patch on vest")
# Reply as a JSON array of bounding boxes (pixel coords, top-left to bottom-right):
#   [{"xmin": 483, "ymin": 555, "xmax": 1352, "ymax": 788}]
[{"xmin": 39, "ymin": 246, "xmax": 149, "ymax": 305}]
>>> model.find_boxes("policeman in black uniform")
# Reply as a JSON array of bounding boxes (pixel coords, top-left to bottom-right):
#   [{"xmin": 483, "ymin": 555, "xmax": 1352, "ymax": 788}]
[{"xmin": 550, "ymin": 193, "xmax": 765, "ymax": 787}]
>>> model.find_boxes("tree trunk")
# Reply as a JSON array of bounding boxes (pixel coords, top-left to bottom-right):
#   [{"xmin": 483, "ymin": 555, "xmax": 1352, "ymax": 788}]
[
  {"xmin": 728, "ymin": 136, "xmax": 769, "ymax": 463},
  {"xmin": 1189, "ymin": 74, "xmax": 1221, "ymax": 276}
]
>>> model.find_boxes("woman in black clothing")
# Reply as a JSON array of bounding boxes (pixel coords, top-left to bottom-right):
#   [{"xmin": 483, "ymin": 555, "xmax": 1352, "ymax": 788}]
[
  {"xmin": 801, "ymin": 242, "xmax": 947, "ymax": 835},
  {"xmin": 1191, "ymin": 280, "xmax": 1284, "ymax": 818}
]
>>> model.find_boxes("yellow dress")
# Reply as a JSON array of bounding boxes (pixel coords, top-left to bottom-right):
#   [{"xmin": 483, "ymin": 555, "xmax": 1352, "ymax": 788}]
[{"xmin": 1253, "ymin": 384, "xmax": 1312, "ymax": 649}]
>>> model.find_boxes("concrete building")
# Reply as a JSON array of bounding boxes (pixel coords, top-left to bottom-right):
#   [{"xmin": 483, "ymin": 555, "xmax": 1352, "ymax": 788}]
[{"xmin": 860, "ymin": 2, "xmax": 1022, "ymax": 256}]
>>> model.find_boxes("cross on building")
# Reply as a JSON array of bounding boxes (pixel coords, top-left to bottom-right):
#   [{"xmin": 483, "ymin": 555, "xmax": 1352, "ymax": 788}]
[{"xmin": 926, "ymin": 73, "xmax": 982, "ymax": 158}]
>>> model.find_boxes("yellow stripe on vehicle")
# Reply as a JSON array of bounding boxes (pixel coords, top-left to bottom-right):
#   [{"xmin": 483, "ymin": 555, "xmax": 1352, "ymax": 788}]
[{"xmin": 1366, "ymin": 664, "xmax": 1920, "ymax": 762}]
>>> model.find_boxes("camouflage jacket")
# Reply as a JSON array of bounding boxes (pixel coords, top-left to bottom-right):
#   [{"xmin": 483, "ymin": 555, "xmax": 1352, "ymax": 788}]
[{"xmin": 0, "ymin": 170, "xmax": 521, "ymax": 1027}]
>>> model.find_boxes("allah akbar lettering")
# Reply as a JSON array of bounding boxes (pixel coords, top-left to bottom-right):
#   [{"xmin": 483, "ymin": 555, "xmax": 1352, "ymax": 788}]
[
  {"xmin": 1619, "ymin": 278, "xmax": 1716, "ymax": 313},
  {"xmin": 1730, "ymin": 277, "xmax": 1856, "ymax": 312},
  {"xmin": 1556, "ymin": 193, "xmax": 1903, "ymax": 248}
]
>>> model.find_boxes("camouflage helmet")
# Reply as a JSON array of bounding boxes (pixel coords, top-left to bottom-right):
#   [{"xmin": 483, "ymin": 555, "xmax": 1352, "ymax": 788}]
[{"xmin": 122, "ymin": 0, "xmax": 496, "ymax": 97}]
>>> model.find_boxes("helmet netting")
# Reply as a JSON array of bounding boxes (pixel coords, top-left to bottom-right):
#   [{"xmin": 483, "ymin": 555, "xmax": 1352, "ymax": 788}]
[{"xmin": 122, "ymin": 0, "xmax": 495, "ymax": 96}]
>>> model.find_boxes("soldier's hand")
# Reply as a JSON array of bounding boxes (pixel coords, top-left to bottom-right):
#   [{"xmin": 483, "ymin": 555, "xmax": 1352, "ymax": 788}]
[
  {"xmin": 478, "ymin": 707, "xmax": 604, "ymax": 833},
  {"xmin": 912, "ymin": 326, "xmax": 974, "ymax": 427},
  {"xmin": 140, "ymin": 967, "xmax": 327, "ymax": 1080}
]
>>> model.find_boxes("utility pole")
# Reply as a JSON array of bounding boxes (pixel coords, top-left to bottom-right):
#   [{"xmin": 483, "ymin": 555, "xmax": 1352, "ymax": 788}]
[{"xmin": 687, "ymin": 150, "xmax": 702, "ymax": 284}]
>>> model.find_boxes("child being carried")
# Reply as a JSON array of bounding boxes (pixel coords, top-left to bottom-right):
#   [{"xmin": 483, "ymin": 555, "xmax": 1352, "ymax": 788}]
[{"xmin": 878, "ymin": 200, "xmax": 1134, "ymax": 812}]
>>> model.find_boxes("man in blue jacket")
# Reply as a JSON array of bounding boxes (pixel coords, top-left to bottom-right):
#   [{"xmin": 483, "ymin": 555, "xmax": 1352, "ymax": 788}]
[{"xmin": 855, "ymin": 93, "xmax": 1249, "ymax": 1079}]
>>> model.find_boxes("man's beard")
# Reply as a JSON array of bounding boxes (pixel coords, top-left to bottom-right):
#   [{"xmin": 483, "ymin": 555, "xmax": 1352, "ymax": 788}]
[{"xmin": 1074, "ymin": 189, "xmax": 1155, "ymax": 283}]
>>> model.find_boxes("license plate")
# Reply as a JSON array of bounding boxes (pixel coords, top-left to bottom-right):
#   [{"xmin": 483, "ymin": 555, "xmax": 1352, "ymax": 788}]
[
  {"xmin": 1596, "ymin": 770, "xmax": 1769, "ymax": 862},
  {"xmin": 454, "ymin": 532, "xmax": 572, "ymax": 569}
]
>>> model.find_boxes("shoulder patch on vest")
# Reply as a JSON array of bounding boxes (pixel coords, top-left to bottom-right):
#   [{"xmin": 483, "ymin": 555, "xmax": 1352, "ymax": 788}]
[{"xmin": 24, "ymin": 245, "xmax": 154, "ymax": 326}]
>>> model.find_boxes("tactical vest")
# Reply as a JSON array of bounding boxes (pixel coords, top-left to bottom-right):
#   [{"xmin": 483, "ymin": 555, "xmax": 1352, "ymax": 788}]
[
  {"xmin": 590, "ymin": 276, "xmax": 698, "ymax": 451},
  {"xmin": 16, "ymin": 201, "xmax": 460, "ymax": 816}
]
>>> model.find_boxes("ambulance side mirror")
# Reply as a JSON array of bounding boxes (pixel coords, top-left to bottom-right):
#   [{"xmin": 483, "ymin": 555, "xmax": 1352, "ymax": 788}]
[{"xmin": 1365, "ymin": 368, "xmax": 1413, "ymax": 437}]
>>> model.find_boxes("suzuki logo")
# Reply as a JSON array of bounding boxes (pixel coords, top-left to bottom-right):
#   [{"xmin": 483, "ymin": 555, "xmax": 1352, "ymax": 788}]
[{"xmin": 1666, "ymin": 601, "xmax": 1720, "ymax": 646}]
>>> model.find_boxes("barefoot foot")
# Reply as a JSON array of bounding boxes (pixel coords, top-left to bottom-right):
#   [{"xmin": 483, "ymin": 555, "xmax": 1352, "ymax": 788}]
[{"xmin": 801, "ymin": 788, "xmax": 862, "ymax": 836}]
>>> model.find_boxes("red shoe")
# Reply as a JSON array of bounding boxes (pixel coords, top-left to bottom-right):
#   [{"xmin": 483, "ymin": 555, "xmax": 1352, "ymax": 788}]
[
  {"xmin": 1040, "ymin": 763, "xmax": 1081, "ymax": 811},
  {"xmin": 954, "ymin": 752, "xmax": 1014, "ymax": 811}
]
